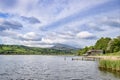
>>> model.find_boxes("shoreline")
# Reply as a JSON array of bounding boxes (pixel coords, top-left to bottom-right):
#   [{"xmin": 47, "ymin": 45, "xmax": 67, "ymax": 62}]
[
  {"xmin": 87, "ymin": 56, "xmax": 120, "ymax": 72},
  {"xmin": 87, "ymin": 56, "xmax": 120, "ymax": 60}
]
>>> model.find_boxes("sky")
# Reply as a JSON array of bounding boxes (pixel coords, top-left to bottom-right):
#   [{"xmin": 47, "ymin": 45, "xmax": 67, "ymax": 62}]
[{"xmin": 0, "ymin": 0, "xmax": 120, "ymax": 48}]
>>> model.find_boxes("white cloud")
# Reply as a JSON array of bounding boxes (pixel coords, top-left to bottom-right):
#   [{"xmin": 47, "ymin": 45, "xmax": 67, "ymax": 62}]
[
  {"xmin": 21, "ymin": 32, "xmax": 41, "ymax": 41},
  {"xmin": 41, "ymin": 37, "xmax": 67, "ymax": 44},
  {"xmin": 76, "ymin": 31, "xmax": 96, "ymax": 39}
]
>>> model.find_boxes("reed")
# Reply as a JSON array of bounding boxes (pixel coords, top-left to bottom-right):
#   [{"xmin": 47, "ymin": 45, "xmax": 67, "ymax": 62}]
[{"xmin": 99, "ymin": 59, "xmax": 120, "ymax": 72}]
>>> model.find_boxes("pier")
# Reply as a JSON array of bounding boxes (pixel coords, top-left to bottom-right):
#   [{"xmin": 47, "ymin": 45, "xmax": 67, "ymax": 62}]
[{"xmin": 72, "ymin": 56, "xmax": 101, "ymax": 61}]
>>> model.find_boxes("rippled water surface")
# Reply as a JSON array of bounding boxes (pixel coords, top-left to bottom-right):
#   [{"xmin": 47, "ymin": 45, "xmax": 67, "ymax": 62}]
[{"xmin": 0, "ymin": 55, "xmax": 120, "ymax": 80}]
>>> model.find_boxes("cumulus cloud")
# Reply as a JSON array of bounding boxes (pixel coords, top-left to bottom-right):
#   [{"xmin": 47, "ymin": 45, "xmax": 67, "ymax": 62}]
[
  {"xmin": 76, "ymin": 31, "xmax": 96, "ymax": 39},
  {"xmin": 0, "ymin": 31, "xmax": 41, "ymax": 42},
  {"xmin": 18, "ymin": 32, "xmax": 41, "ymax": 41},
  {"xmin": 21, "ymin": 16, "xmax": 40, "ymax": 24},
  {"xmin": 41, "ymin": 37, "xmax": 66, "ymax": 44},
  {"xmin": 0, "ymin": 20, "xmax": 23, "ymax": 31},
  {"xmin": 23, "ymin": 40, "xmax": 54, "ymax": 48}
]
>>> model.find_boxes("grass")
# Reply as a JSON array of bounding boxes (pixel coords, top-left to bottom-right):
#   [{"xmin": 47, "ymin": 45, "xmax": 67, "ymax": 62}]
[
  {"xmin": 99, "ymin": 59, "xmax": 120, "ymax": 72},
  {"xmin": 95, "ymin": 51, "xmax": 120, "ymax": 56},
  {"xmin": 88, "ymin": 51, "xmax": 120, "ymax": 72},
  {"xmin": 99, "ymin": 51, "xmax": 120, "ymax": 72}
]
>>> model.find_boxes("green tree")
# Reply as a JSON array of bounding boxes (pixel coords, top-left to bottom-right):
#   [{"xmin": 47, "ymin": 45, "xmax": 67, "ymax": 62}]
[
  {"xmin": 94, "ymin": 37, "xmax": 111, "ymax": 52},
  {"xmin": 78, "ymin": 46, "xmax": 94, "ymax": 55},
  {"xmin": 107, "ymin": 38, "xmax": 120, "ymax": 53}
]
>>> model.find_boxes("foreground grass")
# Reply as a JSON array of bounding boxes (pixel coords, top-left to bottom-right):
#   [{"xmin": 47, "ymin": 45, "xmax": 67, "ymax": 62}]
[
  {"xmin": 101, "ymin": 51, "xmax": 120, "ymax": 56},
  {"xmin": 87, "ymin": 51, "xmax": 120, "ymax": 72},
  {"xmin": 99, "ymin": 52, "xmax": 120, "ymax": 72},
  {"xmin": 99, "ymin": 59, "xmax": 120, "ymax": 72}
]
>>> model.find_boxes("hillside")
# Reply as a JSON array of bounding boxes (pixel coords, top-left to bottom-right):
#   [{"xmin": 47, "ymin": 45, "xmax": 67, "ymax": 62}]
[
  {"xmin": 0, "ymin": 45, "xmax": 76, "ymax": 55},
  {"xmin": 51, "ymin": 43, "xmax": 78, "ymax": 50}
]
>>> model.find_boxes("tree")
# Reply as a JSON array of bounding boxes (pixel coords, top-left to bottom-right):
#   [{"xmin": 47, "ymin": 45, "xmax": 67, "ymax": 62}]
[
  {"xmin": 94, "ymin": 37, "xmax": 111, "ymax": 51},
  {"xmin": 78, "ymin": 46, "xmax": 94, "ymax": 55},
  {"xmin": 107, "ymin": 38, "xmax": 120, "ymax": 53}
]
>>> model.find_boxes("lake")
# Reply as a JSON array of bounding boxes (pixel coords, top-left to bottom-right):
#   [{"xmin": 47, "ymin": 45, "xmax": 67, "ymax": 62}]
[{"xmin": 0, "ymin": 55, "xmax": 120, "ymax": 80}]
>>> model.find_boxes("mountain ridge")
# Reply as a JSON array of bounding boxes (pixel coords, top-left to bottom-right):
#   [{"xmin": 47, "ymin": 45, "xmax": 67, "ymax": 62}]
[{"xmin": 51, "ymin": 43, "xmax": 79, "ymax": 50}]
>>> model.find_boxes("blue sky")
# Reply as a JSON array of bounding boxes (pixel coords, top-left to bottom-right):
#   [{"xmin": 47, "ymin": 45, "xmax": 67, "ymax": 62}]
[{"xmin": 0, "ymin": 0, "xmax": 120, "ymax": 48}]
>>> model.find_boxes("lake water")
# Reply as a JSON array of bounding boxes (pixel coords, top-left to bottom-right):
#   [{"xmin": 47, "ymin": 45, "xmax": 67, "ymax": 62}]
[{"xmin": 0, "ymin": 55, "xmax": 120, "ymax": 80}]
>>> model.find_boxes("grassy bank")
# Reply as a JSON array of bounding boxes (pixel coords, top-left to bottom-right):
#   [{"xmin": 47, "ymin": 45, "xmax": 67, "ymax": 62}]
[
  {"xmin": 99, "ymin": 59, "xmax": 120, "ymax": 72},
  {"xmin": 87, "ymin": 52, "xmax": 120, "ymax": 72},
  {"xmin": 101, "ymin": 51, "xmax": 120, "ymax": 56},
  {"xmin": 98, "ymin": 52, "xmax": 120, "ymax": 72},
  {"xmin": 88, "ymin": 51, "xmax": 120, "ymax": 60}
]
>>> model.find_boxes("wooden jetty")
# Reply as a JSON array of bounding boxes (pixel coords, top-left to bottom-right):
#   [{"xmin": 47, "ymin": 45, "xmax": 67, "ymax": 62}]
[{"xmin": 72, "ymin": 56, "xmax": 101, "ymax": 61}]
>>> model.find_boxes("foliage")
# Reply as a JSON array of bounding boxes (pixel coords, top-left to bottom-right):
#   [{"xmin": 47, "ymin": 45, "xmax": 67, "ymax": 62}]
[
  {"xmin": 101, "ymin": 51, "xmax": 120, "ymax": 56},
  {"xmin": 107, "ymin": 38, "xmax": 120, "ymax": 53},
  {"xmin": 77, "ymin": 36, "xmax": 120, "ymax": 55},
  {"xmin": 77, "ymin": 46, "xmax": 93, "ymax": 55},
  {"xmin": 94, "ymin": 37, "xmax": 111, "ymax": 50},
  {"xmin": 94, "ymin": 37, "xmax": 111, "ymax": 53},
  {"xmin": 0, "ymin": 45, "xmax": 75, "ymax": 55}
]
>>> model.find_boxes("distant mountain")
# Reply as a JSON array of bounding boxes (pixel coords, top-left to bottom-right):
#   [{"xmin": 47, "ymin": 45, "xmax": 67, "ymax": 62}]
[{"xmin": 51, "ymin": 43, "xmax": 78, "ymax": 50}]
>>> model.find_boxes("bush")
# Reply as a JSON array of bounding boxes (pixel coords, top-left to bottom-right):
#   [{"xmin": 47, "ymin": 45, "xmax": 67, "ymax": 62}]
[{"xmin": 99, "ymin": 59, "xmax": 120, "ymax": 72}]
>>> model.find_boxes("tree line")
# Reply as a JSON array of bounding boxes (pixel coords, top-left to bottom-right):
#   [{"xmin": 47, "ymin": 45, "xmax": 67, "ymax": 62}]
[
  {"xmin": 78, "ymin": 36, "xmax": 120, "ymax": 55},
  {"xmin": 0, "ymin": 45, "xmax": 75, "ymax": 55}
]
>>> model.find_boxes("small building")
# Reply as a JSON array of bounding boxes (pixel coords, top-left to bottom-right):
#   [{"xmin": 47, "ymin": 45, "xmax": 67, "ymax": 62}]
[{"xmin": 84, "ymin": 50, "xmax": 103, "ymax": 56}]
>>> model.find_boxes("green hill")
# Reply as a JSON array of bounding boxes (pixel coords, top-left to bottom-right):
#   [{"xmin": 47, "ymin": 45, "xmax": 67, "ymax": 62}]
[{"xmin": 0, "ymin": 45, "xmax": 76, "ymax": 55}]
